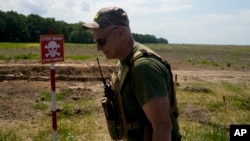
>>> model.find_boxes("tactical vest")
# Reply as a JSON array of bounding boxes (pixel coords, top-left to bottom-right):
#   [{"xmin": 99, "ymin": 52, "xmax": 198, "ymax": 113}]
[{"xmin": 110, "ymin": 46, "xmax": 179, "ymax": 139}]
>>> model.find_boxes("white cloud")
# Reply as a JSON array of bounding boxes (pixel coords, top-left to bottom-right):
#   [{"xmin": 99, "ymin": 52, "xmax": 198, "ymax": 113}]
[
  {"xmin": 237, "ymin": 9, "xmax": 250, "ymax": 24},
  {"xmin": 0, "ymin": 0, "xmax": 249, "ymax": 44},
  {"xmin": 199, "ymin": 14, "xmax": 234, "ymax": 22},
  {"xmin": 0, "ymin": 0, "xmax": 192, "ymax": 23}
]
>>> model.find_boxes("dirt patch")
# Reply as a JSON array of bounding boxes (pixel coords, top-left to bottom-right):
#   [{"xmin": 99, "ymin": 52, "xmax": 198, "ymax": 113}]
[
  {"xmin": 0, "ymin": 80, "xmax": 102, "ymax": 121},
  {"xmin": 181, "ymin": 103, "xmax": 209, "ymax": 124},
  {"xmin": 0, "ymin": 62, "xmax": 250, "ymax": 122},
  {"xmin": 183, "ymin": 86, "xmax": 212, "ymax": 93}
]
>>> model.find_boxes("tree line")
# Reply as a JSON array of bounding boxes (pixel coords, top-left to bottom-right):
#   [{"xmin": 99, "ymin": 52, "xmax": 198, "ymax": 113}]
[{"xmin": 0, "ymin": 10, "xmax": 168, "ymax": 44}]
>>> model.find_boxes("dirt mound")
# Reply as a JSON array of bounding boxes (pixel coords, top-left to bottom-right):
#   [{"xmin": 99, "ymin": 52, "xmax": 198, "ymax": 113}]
[{"xmin": 0, "ymin": 64, "xmax": 116, "ymax": 81}]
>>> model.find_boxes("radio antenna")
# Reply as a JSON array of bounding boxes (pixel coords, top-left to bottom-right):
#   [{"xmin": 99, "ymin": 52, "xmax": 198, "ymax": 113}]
[{"xmin": 96, "ymin": 58, "xmax": 106, "ymax": 84}]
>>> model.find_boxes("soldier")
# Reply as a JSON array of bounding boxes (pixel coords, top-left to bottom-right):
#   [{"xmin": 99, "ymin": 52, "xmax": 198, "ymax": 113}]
[{"xmin": 82, "ymin": 6, "xmax": 181, "ymax": 141}]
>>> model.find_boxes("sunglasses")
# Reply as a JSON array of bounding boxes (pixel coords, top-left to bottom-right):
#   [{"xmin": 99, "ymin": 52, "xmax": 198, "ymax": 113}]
[{"xmin": 94, "ymin": 26, "xmax": 118, "ymax": 47}]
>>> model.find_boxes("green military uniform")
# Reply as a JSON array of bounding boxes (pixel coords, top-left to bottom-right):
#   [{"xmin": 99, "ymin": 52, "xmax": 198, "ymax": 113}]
[{"xmin": 116, "ymin": 43, "xmax": 181, "ymax": 140}]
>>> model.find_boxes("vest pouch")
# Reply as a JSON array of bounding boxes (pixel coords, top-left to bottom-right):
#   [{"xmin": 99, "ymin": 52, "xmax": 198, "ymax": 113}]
[{"xmin": 101, "ymin": 97, "xmax": 123, "ymax": 140}]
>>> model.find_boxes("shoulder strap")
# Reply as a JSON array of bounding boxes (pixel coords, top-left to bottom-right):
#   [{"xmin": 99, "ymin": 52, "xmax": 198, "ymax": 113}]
[
  {"xmin": 118, "ymin": 62, "xmax": 130, "ymax": 91},
  {"xmin": 127, "ymin": 49, "xmax": 169, "ymax": 67}
]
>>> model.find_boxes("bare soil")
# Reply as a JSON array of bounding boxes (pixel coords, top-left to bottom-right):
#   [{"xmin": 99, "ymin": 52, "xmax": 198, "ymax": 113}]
[{"xmin": 0, "ymin": 61, "xmax": 250, "ymax": 122}]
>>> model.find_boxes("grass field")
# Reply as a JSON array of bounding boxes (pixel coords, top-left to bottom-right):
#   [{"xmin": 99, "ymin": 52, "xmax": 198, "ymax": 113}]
[
  {"xmin": 0, "ymin": 42, "xmax": 250, "ymax": 141},
  {"xmin": 1, "ymin": 42, "xmax": 249, "ymax": 70}
]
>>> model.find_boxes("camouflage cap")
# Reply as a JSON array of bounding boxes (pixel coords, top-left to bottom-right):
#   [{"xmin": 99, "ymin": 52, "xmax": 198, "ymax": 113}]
[{"xmin": 82, "ymin": 6, "xmax": 129, "ymax": 29}]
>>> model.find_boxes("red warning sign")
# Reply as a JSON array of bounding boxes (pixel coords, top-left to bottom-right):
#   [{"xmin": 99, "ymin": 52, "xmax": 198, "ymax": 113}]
[{"xmin": 40, "ymin": 35, "xmax": 64, "ymax": 64}]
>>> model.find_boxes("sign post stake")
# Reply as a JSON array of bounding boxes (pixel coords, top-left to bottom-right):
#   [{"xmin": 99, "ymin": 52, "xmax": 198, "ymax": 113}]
[
  {"xmin": 49, "ymin": 28, "xmax": 57, "ymax": 141},
  {"xmin": 40, "ymin": 28, "xmax": 64, "ymax": 141},
  {"xmin": 50, "ymin": 63, "xmax": 57, "ymax": 141}
]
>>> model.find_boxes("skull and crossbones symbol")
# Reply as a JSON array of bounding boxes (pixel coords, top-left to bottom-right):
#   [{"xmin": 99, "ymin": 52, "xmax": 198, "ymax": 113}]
[{"xmin": 45, "ymin": 41, "xmax": 60, "ymax": 57}]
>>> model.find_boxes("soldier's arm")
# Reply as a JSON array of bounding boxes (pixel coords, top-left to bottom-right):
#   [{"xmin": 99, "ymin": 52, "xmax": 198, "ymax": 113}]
[{"xmin": 142, "ymin": 96, "xmax": 172, "ymax": 141}]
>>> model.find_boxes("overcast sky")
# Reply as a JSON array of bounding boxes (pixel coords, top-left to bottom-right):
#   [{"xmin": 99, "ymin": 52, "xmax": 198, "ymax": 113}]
[{"xmin": 1, "ymin": 0, "xmax": 250, "ymax": 45}]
